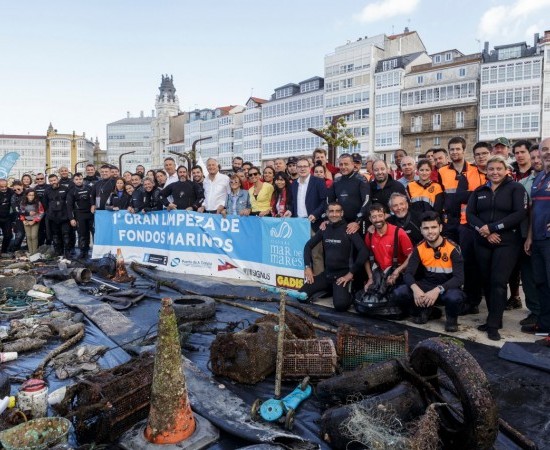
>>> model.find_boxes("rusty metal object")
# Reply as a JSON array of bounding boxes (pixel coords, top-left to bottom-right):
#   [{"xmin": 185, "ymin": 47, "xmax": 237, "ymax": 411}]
[
  {"xmin": 282, "ymin": 338, "xmax": 337, "ymax": 379},
  {"xmin": 316, "ymin": 359, "xmax": 404, "ymax": 409},
  {"xmin": 336, "ymin": 325, "xmax": 408, "ymax": 371},
  {"xmin": 57, "ymin": 354, "xmax": 155, "ymax": 444},
  {"xmin": 0, "ymin": 417, "xmax": 70, "ymax": 449},
  {"xmin": 410, "ymin": 337, "xmax": 499, "ymax": 450}
]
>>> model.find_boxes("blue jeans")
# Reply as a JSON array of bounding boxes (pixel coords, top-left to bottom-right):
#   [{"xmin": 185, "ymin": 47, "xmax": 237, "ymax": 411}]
[{"xmin": 531, "ymin": 239, "xmax": 550, "ymax": 330}]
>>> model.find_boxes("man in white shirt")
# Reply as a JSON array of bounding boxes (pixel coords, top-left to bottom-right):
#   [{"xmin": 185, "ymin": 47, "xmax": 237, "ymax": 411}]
[
  {"xmin": 163, "ymin": 157, "xmax": 179, "ymax": 188},
  {"xmin": 198, "ymin": 158, "xmax": 230, "ymax": 214}
]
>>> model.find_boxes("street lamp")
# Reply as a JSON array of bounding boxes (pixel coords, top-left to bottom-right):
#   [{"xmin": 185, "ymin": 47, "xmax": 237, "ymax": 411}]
[
  {"xmin": 169, "ymin": 137, "xmax": 212, "ymax": 172},
  {"xmin": 118, "ymin": 151, "xmax": 135, "ymax": 173},
  {"xmin": 74, "ymin": 159, "xmax": 89, "ymax": 175}
]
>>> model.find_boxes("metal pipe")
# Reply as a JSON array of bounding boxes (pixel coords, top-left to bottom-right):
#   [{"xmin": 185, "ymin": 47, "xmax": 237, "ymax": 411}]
[
  {"xmin": 74, "ymin": 159, "xmax": 89, "ymax": 175},
  {"xmin": 118, "ymin": 151, "xmax": 135, "ymax": 173}
]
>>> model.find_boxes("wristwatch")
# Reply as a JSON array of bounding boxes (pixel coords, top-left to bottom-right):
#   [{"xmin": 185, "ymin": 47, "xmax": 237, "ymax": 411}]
[{"xmin": 437, "ymin": 285, "xmax": 445, "ymax": 295}]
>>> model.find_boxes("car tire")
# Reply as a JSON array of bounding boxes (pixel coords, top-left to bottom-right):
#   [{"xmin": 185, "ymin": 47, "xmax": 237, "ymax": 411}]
[{"xmin": 172, "ymin": 295, "xmax": 216, "ymax": 322}]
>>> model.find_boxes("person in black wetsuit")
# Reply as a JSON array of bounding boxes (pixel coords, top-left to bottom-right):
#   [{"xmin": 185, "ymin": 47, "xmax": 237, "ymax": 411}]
[
  {"xmin": 467, "ymin": 155, "xmax": 528, "ymax": 341},
  {"xmin": 300, "ymin": 202, "xmax": 370, "ymax": 311},
  {"xmin": 67, "ymin": 173, "xmax": 93, "ymax": 259}
]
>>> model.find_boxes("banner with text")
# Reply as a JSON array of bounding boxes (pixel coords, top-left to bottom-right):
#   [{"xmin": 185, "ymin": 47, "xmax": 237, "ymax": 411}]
[{"xmin": 92, "ymin": 210, "xmax": 310, "ymax": 289}]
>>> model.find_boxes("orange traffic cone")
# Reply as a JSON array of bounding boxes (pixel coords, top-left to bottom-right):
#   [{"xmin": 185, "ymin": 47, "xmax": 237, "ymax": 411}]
[
  {"xmin": 144, "ymin": 298, "xmax": 196, "ymax": 444},
  {"xmin": 112, "ymin": 248, "xmax": 134, "ymax": 283}
]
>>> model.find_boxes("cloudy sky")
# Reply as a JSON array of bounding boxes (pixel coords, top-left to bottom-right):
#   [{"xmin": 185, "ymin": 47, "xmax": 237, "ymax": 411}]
[{"xmin": 0, "ymin": 0, "xmax": 548, "ymax": 147}]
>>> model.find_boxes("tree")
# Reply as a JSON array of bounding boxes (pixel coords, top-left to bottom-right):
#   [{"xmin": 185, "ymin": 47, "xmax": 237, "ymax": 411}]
[{"xmin": 308, "ymin": 115, "xmax": 358, "ymax": 165}]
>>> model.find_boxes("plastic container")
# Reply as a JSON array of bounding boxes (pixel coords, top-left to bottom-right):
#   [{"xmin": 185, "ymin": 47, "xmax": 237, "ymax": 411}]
[
  {"xmin": 17, "ymin": 379, "xmax": 48, "ymax": 418},
  {"xmin": 0, "ymin": 396, "xmax": 15, "ymax": 415},
  {"xmin": 0, "ymin": 416, "xmax": 70, "ymax": 450},
  {"xmin": 0, "ymin": 352, "xmax": 18, "ymax": 363}
]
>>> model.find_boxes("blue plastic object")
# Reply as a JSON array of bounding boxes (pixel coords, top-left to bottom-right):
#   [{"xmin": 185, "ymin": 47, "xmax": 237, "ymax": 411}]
[
  {"xmin": 258, "ymin": 381, "xmax": 312, "ymax": 423},
  {"xmin": 263, "ymin": 286, "xmax": 307, "ymax": 302}
]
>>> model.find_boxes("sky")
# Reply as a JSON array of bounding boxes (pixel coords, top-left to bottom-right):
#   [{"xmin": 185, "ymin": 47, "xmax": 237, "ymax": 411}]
[{"xmin": 1, "ymin": 0, "xmax": 549, "ymax": 147}]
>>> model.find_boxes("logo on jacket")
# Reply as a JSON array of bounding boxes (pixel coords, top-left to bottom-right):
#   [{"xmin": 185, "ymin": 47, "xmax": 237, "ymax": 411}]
[{"xmin": 270, "ymin": 221, "xmax": 292, "ymax": 239}]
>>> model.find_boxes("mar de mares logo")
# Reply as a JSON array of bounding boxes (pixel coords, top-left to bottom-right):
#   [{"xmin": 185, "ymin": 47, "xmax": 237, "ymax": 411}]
[
  {"xmin": 217, "ymin": 259, "xmax": 237, "ymax": 271},
  {"xmin": 270, "ymin": 221, "xmax": 293, "ymax": 239},
  {"xmin": 170, "ymin": 257, "xmax": 180, "ymax": 267}
]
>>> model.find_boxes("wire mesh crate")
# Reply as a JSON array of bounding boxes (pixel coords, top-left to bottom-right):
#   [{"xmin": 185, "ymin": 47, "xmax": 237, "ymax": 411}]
[
  {"xmin": 61, "ymin": 353, "xmax": 155, "ymax": 444},
  {"xmin": 336, "ymin": 325, "xmax": 408, "ymax": 371},
  {"xmin": 282, "ymin": 338, "xmax": 337, "ymax": 379}
]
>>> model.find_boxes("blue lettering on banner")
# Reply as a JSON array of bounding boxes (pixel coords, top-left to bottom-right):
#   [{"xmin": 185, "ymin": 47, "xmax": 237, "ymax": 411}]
[{"xmin": 94, "ymin": 210, "xmax": 310, "ymax": 277}]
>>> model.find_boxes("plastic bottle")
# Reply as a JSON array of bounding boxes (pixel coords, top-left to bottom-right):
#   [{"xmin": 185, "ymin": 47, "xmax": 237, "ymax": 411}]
[
  {"xmin": 0, "ymin": 352, "xmax": 18, "ymax": 363},
  {"xmin": 0, "ymin": 396, "xmax": 16, "ymax": 415}
]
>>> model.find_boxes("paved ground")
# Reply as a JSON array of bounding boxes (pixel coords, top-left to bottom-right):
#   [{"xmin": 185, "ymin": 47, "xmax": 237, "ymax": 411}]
[{"xmin": 314, "ymin": 293, "xmax": 539, "ymax": 348}]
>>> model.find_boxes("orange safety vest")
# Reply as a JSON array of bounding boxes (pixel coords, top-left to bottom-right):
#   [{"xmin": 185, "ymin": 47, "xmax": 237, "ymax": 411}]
[
  {"xmin": 439, "ymin": 162, "xmax": 485, "ymax": 225},
  {"xmin": 417, "ymin": 238, "xmax": 458, "ymax": 274},
  {"xmin": 407, "ymin": 180, "xmax": 444, "ymax": 210}
]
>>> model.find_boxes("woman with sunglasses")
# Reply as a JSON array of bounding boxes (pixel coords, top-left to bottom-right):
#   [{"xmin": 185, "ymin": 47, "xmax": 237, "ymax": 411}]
[
  {"xmin": 248, "ymin": 166, "xmax": 274, "ymax": 216},
  {"xmin": 222, "ymin": 173, "xmax": 251, "ymax": 217},
  {"xmin": 271, "ymin": 172, "xmax": 292, "ymax": 217},
  {"xmin": 466, "ymin": 155, "xmax": 528, "ymax": 341}
]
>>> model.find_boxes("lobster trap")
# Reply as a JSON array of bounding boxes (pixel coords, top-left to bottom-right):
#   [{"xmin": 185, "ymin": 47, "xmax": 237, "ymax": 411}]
[
  {"xmin": 282, "ymin": 338, "xmax": 337, "ymax": 379},
  {"xmin": 58, "ymin": 353, "xmax": 154, "ymax": 444},
  {"xmin": 336, "ymin": 325, "xmax": 408, "ymax": 371}
]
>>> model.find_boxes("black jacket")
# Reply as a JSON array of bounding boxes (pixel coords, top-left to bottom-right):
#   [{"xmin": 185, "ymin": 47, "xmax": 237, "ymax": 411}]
[
  {"xmin": 67, "ymin": 184, "xmax": 93, "ymax": 219},
  {"xmin": 137, "ymin": 188, "xmax": 163, "ymax": 212},
  {"xmin": 43, "ymin": 185, "xmax": 70, "ymax": 222},
  {"xmin": 466, "ymin": 177, "xmax": 528, "ymax": 246},
  {"xmin": 91, "ymin": 178, "xmax": 116, "ymax": 210},
  {"xmin": 328, "ymin": 172, "xmax": 370, "ymax": 223},
  {"xmin": 106, "ymin": 191, "xmax": 131, "ymax": 211},
  {"xmin": 304, "ymin": 219, "xmax": 369, "ymax": 278},
  {"xmin": 0, "ymin": 188, "xmax": 13, "ymax": 218},
  {"xmin": 83, "ymin": 175, "xmax": 100, "ymax": 189},
  {"xmin": 161, "ymin": 181, "xmax": 204, "ymax": 210},
  {"xmin": 369, "ymin": 176, "xmax": 407, "ymax": 212},
  {"xmin": 387, "ymin": 210, "xmax": 423, "ymax": 245}
]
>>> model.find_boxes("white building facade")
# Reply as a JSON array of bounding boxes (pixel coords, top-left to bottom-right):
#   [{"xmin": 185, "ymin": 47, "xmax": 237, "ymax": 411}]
[
  {"xmin": 0, "ymin": 135, "xmax": 46, "ymax": 179},
  {"xmin": 106, "ymin": 112, "xmax": 153, "ymax": 170},
  {"xmin": 540, "ymin": 31, "xmax": 550, "ymax": 140},
  {"xmin": 479, "ymin": 37, "xmax": 543, "ymax": 142},
  {"xmin": 261, "ymin": 77, "xmax": 324, "ymax": 161}
]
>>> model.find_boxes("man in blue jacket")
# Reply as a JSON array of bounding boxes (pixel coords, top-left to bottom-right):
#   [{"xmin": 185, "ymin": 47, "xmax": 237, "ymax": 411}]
[{"xmin": 291, "ymin": 157, "xmax": 327, "ymax": 274}]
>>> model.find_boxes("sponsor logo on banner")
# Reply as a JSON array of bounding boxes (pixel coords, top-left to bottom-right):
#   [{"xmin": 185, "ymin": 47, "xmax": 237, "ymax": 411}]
[
  {"xmin": 217, "ymin": 259, "xmax": 237, "ymax": 271},
  {"xmin": 270, "ymin": 221, "xmax": 293, "ymax": 239},
  {"xmin": 243, "ymin": 267, "xmax": 271, "ymax": 281},
  {"xmin": 276, "ymin": 274, "xmax": 304, "ymax": 289},
  {"xmin": 144, "ymin": 253, "xmax": 168, "ymax": 265}
]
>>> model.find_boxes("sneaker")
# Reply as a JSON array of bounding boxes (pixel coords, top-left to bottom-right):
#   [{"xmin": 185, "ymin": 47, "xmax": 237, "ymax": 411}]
[
  {"xmin": 521, "ymin": 324, "xmax": 550, "ymax": 334},
  {"xmin": 487, "ymin": 328, "xmax": 501, "ymax": 341},
  {"xmin": 519, "ymin": 314, "xmax": 538, "ymax": 326},
  {"xmin": 505, "ymin": 296, "xmax": 522, "ymax": 310},
  {"xmin": 445, "ymin": 316, "xmax": 458, "ymax": 332}
]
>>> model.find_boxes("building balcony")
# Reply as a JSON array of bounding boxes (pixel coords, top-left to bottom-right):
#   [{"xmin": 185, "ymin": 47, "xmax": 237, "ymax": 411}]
[{"xmin": 402, "ymin": 119, "xmax": 477, "ymax": 135}]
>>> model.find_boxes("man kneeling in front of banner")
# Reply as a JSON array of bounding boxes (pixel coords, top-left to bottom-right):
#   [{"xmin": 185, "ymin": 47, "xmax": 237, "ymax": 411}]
[
  {"xmin": 300, "ymin": 202, "xmax": 369, "ymax": 311},
  {"xmin": 392, "ymin": 211, "xmax": 465, "ymax": 332}
]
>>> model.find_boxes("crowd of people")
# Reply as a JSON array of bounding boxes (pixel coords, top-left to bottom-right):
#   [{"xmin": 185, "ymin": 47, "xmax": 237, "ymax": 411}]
[{"xmin": 0, "ymin": 137, "xmax": 549, "ymax": 342}]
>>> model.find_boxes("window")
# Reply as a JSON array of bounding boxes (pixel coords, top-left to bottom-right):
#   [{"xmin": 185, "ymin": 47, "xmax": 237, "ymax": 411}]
[
  {"xmin": 432, "ymin": 114, "xmax": 441, "ymax": 130},
  {"xmin": 434, "ymin": 55, "xmax": 441, "ymax": 63},
  {"xmin": 434, "ymin": 137, "xmax": 441, "ymax": 146},
  {"xmin": 436, "ymin": 72, "xmax": 442, "ymax": 81},
  {"xmin": 456, "ymin": 111, "xmax": 465, "ymax": 128},
  {"xmin": 382, "ymin": 59, "xmax": 398, "ymax": 71},
  {"xmin": 458, "ymin": 68, "xmax": 466, "ymax": 77},
  {"xmin": 415, "ymin": 138, "xmax": 422, "ymax": 148},
  {"xmin": 498, "ymin": 46, "xmax": 522, "ymax": 61},
  {"xmin": 417, "ymin": 75, "xmax": 424, "ymax": 85},
  {"xmin": 445, "ymin": 52, "xmax": 452, "ymax": 61},
  {"xmin": 411, "ymin": 116, "xmax": 422, "ymax": 132}
]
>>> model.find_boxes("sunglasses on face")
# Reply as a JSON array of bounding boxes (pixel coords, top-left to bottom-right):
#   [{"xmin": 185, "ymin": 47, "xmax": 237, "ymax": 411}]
[{"xmin": 248, "ymin": 172, "xmax": 259, "ymax": 178}]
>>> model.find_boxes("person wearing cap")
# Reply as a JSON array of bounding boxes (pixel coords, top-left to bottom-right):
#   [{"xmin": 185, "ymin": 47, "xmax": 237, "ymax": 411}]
[
  {"xmin": 328, "ymin": 153, "xmax": 371, "ymax": 234},
  {"xmin": 492, "ymin": 137, "xmax": 514, "ymax": 164},
  {"xmin": 286, "ymin": 157, "xmax": 299, "ymax": 181},
  {"xmin": 351, "ymin": 153, "xmax": 362, "ymax": 174}
]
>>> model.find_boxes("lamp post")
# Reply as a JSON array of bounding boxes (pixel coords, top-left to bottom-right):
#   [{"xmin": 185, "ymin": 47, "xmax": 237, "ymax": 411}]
[
  {"xmin": 169, "ymin": 137, "xmax": 211, "ymax": 172},
  {"xmin": 118, "ymin": 151, "xmax": 135, "ymax": 174},
  {"xmin": 74, "ymin": 159, "xmax": 89, "ymax": 175}
]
